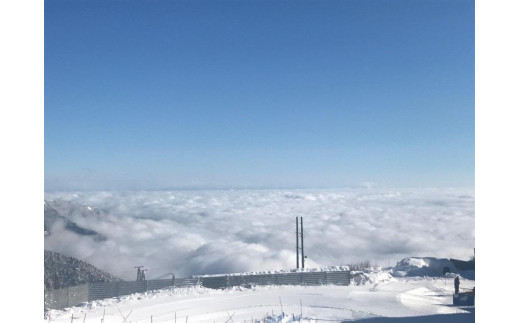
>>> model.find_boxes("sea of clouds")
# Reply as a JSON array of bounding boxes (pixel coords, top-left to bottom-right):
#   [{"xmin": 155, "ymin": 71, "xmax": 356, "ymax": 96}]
[{"xmin": 44, "ymin": 188, "xmax": 474, "ymax": 280}]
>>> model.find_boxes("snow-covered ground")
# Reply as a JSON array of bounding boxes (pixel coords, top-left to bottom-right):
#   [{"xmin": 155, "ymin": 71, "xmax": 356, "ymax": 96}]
[{"xmin": 45, "ymin": 264, "xmax": 475, "ymax": 323}]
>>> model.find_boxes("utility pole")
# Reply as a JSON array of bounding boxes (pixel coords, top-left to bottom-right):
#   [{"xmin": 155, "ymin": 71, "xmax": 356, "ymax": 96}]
[
  {"xmin": 300, "ymin": 217, "xmax": 305, "ymax": 269},
  {"xmin": 296, "ymin": 217, "xmax": 299, "ymax": 269}
]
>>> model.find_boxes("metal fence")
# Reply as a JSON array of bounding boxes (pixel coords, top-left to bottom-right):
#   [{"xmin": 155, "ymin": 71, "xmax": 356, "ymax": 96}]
[
  {"xmin": 45, "ymin": 278, "xmax": 198, "ymax": 310},
  {"xmin": 44, "ymin": 284, "xmax": 90, "ymax": 310},
  {"xmin": 45, "ymin": 271, "xmax": 350, "ymax": 310},
  {"xmin": 200, "ymin": 271, "xmax": 350, "ymax": 289}
]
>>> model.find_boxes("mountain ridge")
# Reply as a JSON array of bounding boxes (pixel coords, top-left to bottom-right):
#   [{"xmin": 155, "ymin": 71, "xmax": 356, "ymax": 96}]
[{"xmin": 44, "ymin": 250, "xmax": 122, "ymax": 290}]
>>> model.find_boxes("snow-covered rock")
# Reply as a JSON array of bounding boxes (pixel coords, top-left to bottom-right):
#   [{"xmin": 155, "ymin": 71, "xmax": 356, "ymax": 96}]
[{"xmin": 392, "ymin": 257, "xmax": 459, "ymax": 277}]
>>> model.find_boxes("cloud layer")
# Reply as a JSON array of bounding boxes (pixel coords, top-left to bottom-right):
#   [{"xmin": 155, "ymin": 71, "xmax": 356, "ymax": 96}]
[{"xmin": 44, "ymin": 188, "xmax": 474, "ymax": 280}]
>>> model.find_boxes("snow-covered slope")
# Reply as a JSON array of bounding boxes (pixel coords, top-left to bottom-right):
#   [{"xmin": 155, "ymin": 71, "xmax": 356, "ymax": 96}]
[
  {"xmin": 392, "ymin": 257, "xmax": 475, "ymax": 280},
  {"xmin": 44, "ymin": 250, "xmax": 122, "ymax": 290},
  {"xmin": 44, "ymin": 259, "xmax": 475, "ymax": 323},
  {"xmin": 45, "ymin": 278, "xmax": 475, "ymax": 322}
]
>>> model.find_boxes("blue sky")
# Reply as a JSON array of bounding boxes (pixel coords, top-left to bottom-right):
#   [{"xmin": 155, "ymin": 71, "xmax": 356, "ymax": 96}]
[{"xmin": 45, "ymin": 0, "xmax": 474, "ymax": 191}]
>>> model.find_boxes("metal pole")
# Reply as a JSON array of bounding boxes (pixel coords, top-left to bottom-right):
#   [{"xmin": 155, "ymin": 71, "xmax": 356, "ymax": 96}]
[
  {"xmin": 135, "ymin": 266, "xmax": 141, "ymax": 281},
  {"xmin": 301, "ymin": 217, "xmax": 304, "ymax": 269},
  {"xmin": 296, "ymin": 217, "xmax": 299, "ymax": 269}
]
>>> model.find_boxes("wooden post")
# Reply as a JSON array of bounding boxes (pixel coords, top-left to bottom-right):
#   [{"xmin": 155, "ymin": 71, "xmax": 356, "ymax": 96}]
[
  {"xmin": 83, "ymin": 313, "xmax": 87, "ymax": 323},
  {"xmin": 101, "ymin": 309, "xmax": 105, "ymax": 323}
]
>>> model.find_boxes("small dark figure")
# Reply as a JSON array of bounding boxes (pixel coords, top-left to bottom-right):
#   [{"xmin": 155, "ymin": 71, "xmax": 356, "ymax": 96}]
[{"xmin": 454, "ymin": 276, "xmax": 460, "ymax": 294}]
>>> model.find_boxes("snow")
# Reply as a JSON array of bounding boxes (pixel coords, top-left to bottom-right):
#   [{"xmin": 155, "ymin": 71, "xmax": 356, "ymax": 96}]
[
  {"xmin": 197, "ymin": 266, "xmax": 351, "ymax": 277},
  {"xmin": 44, "ymin": 262, "xmax": 475, "ymax": 323},
  {"xmin": 393, "ymin": 257, "xmax": 457, "ymax": 277}
]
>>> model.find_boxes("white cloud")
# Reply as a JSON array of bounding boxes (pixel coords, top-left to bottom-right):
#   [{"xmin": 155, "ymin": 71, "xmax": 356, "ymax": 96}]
[{"xmin": 44, "ymin": 188, "xmax": 474, "ymax": 280}]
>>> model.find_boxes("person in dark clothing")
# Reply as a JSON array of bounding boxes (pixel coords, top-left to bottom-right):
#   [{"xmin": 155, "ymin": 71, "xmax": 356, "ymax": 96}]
[{"xmin": 454, "ymin": 276, "xmax": 460, "ymax": 294}]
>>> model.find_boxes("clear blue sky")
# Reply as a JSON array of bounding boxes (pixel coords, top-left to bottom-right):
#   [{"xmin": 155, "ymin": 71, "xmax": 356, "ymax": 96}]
[{"xmin": 45, "ymin": 0, "xmax": 474, "ymax": 191}]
